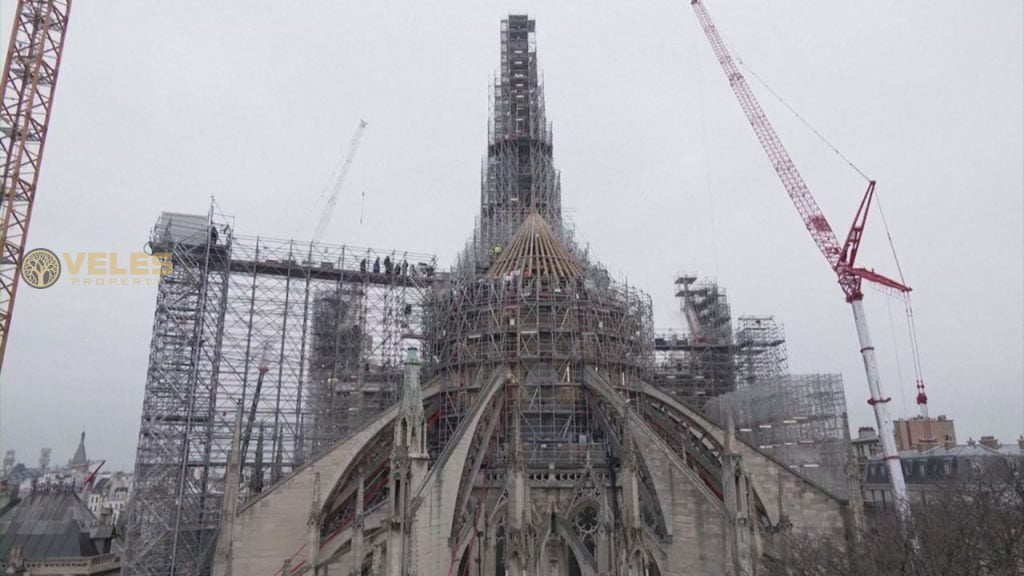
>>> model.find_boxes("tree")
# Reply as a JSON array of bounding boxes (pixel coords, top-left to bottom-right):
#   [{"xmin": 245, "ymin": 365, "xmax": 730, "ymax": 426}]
[{"xmin": 765, "ymin": 457, "xmax": 1024, "ymax": 576}]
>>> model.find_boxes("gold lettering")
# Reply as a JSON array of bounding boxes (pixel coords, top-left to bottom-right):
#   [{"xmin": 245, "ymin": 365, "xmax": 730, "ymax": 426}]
[
  {"xmin": 88, "ymin": 253, "xmax": 108, "ymax": 275},
  {"xmin": 63, "ymin": 252, "xmax": 86, "ymax": 275},
  {"xmin": 129, "ymin": 253, "xmax": 150, "ymax": 275},
  {"xmin": 109, "ymin": 253, "xmax": 128, "ymax": 275}
]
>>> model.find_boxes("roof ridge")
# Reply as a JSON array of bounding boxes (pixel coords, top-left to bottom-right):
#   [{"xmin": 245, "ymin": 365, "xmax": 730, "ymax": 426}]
[{"xmin": 488, "ymin": 211, "xmax": 583, "ymax": 279}]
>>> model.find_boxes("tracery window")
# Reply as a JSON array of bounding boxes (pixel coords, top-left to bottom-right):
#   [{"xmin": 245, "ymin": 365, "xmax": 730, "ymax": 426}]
[{"xmin": 573, "ymin": 504, "xmax": 599, "ymax": 557}]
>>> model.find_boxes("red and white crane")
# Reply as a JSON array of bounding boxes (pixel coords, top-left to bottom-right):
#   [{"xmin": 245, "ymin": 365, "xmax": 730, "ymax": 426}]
[{"xmin": 690, "ymin": 0, "xmax": 922, "ymax": 517}]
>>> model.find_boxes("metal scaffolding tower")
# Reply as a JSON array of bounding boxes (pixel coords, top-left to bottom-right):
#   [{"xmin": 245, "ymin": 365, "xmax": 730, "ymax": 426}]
[
  {"xmin": 653, "ymin": 275, "xmax": 736, "ymax": 408},
  {"xmin": 122, "ymin": 211, "xmax": 230, "ymax": 576},
  {"xmin": 425, "ymin": 15, "xmax": 654, "ymax": 458},
  {"xmin": 734, "ymin": 315, "xmax": 787, "ymax": 386},
  {"xmin": 457, "ymin": 14, "xmax": 579, "ymax": 280},
  {"xmin": 123, "ymin": 209, "xmax": 436, "ymax": 576}
]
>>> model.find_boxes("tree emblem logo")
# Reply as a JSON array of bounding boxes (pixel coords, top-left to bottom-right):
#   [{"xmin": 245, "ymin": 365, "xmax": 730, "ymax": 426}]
[{"xmin": 21, "ymin": 248, "xmax": 61, "ymax": 289}]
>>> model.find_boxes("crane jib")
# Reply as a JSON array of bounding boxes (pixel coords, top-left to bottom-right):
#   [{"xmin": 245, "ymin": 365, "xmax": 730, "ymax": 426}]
[{"xmin": 690, "ymin": 0, "xmax": 915, "ymax": 520}]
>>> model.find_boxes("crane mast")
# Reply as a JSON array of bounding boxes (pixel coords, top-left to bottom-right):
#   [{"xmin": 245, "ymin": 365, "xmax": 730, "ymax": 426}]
[
  {"xmin": 690, "ymin": 0, "xmax": 911, "ymax": 517},
  {"xmin": 312, "ymin": 119, "xmax": 367, "ymax": 244},
  {"xmin": 0, "ymin": 0, "xmax": 72, "ymax": 372},
  {"xmin": 240, "ymin": 341, "xmax": 272, "ymax": 478}
]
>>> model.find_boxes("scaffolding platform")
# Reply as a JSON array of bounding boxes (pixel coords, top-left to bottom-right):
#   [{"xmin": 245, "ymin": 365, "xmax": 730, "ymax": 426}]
[{"xmin": 123, "ymin": 211, "xmax": 438, "ymax": 576}]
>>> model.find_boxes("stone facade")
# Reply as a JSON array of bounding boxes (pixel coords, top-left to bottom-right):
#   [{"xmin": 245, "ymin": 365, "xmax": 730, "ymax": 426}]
[{"xmin": 212, "ymin": 356, "xmax": 850, "ymax": 575}]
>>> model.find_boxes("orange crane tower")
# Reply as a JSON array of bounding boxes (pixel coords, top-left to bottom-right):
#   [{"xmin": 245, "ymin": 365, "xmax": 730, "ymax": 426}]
[
  {"xmin": 690, "ymin": 0, "xmax": 917, "ymax": 517},
  {"xmin": 0, "ymin": 0, "xmax": 73, "ymax": 371}
]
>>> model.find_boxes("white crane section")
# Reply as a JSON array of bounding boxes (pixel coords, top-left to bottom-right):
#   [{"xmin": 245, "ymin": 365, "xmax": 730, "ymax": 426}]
[{"xmin": 313, "ymin": 119, "xmax": 367, "ymax": 244}]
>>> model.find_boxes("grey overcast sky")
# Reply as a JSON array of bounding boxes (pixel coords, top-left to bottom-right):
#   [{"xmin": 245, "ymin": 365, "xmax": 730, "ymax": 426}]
[{"xmin": 0, "ymin": 2, "xmax": 1021, "ymax": 471}]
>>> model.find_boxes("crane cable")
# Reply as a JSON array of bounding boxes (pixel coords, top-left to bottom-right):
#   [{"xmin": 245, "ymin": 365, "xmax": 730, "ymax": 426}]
[
  {"xmin": 738, "ymin": 54, "xmax": 930, "ymax": 412},
  {"xmin": 887, "ymin": 296, "xmax": 911, "ymax": 416},
  {"xmin": 874, "ymin": 192, "xmax": 928, "ymax": 411},
  {"xmin": 692, "ymin": 14, "xmax": 720, "ymax": 276},
  {"xmin": 292, "ymin": 121, "xmax": 366, "ymax": 240},
  {"xmin": 738, "ymin": 59, "xmax": 871, "ymax": 183}
]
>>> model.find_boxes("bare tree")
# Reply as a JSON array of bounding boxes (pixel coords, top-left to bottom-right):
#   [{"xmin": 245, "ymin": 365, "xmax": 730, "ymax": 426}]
[{"xmin": 764, "ymin": 458, "xmax": 1024, "ymax": 576}]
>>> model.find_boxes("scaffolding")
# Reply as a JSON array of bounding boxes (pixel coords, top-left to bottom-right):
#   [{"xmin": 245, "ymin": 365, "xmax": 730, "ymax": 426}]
[
  {"xmin": 122, "ymin": 12, "xmax": 862, "ymax": 574},
  {"xmin": 424, "ymin": 268, "xmax": 654, "ymax": 462},
  {"xmin": 424, "ymin": 206, "xmax": 657, "ymax": 554},
  {"xmin": 653, "ymin": 275, "xmax": 736, "ymax": 407},
  {"xmin": 651, "ymin": 274, "xmax": 846, "ymax": 494},
  {"xmin": 123, "ymin": 210, "xmax": 436, "ymax": 576},
  {"xmin": 653, "ymin": 275, "xmax": 793, "ymax": 411},
  {"xmin": 705, "ymin": 374, "xmax": 849, "ymax": 497},
  {"xmin": 426, "ymin": 14, "xmax": 655, "ymax": 468},
  {"xmin": 734, "ymin": 315, "xmax": 787, "ymax": 385},
  {"xmin": 460, "ymin": 14, "xmax": 569, "ymax": 279}
]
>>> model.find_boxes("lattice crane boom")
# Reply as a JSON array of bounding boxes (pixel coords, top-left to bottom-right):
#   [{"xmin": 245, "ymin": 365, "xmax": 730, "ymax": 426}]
[
  {"xmin": 691, "ymin": 0, "xmax": 843, "ymax": 270},
  {"xmin": 0, "ymin": 0, "xmax": 72, "ymax": 371},
  {"xmin": 312, "ymin": 119, "xmax": 367, "ymax": 244},
  {"xmin": 690, "ymin": 0, "xmax": 912, "ymax": 518}
]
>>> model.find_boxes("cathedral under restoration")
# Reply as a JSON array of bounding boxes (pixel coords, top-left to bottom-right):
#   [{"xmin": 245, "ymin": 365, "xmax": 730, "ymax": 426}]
[{"xmin": 210, "ymin": 15, "xmax": 853, "ymax": 576}]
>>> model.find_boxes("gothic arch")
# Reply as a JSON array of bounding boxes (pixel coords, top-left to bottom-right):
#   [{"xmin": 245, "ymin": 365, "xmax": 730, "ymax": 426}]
[
  {"xmin": 318, "ymin": 424, "xmax": 394, "ymax": 543},
  {"xmin": 552, "ymin": 511, "xmax": 598, "ymax": 576}
]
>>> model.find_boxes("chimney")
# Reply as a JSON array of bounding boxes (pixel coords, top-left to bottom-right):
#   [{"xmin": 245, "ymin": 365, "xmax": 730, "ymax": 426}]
[
  {"xmin": 1018, "ymin": 436, "xmax": 1024, "ymax": 450},
  {"xmin": 99, "ymin": 505, "xmax": 113, "ymax": 526},
  {"xmin": 979, "ymin": 436, "xmax": 999, "ymax": 450}
]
